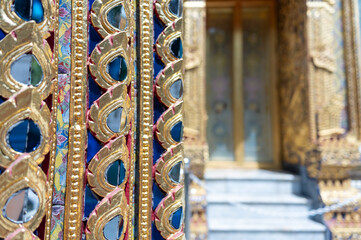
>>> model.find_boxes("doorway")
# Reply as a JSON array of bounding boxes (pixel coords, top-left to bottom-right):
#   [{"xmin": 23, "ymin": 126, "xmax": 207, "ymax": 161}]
[{"xmin": 206, "ymin": 0, "xmax": 279, "ymax": 168}]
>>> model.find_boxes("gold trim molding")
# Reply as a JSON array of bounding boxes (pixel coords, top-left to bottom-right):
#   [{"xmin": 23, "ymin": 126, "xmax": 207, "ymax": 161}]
[
  {"xmin": 64, "ymin": 0, "xmax": 88, "ymax": 238},
  {"xmin": 137, "ymin": 0, "xmax": 154, "ymax": 239}
]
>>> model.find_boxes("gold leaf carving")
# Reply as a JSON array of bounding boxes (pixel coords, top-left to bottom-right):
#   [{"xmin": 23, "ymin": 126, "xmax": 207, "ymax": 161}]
[
  {"xmin": 0, "ymin": 155, "xmax": 48, "ymax": 238},
  {"xmin": 86, "ymin": 188, "xmax": 128, "ymax": 240},
  {"xmin": 154, "ymin": 186, "xmax": 185, "ymax": 240},
  {"xmin": 0, "ymin": 0, "xmax": 54, "ymax": 36},
  {"xmin": 87, "ymin": 136, "xmax": 129, "ymax": 197},
  {"xmin": 89, "ymin": 31, "xmax": 132, "ymax": 89},
  {"xmin": 155, "ymin": 60, "xmax": 183, "ymax": 108},
  {"xmin": 155, "ymin": 143, "xmax": 184, "ymax": 193},
  {"xmin": 155, "ymin": 101, "xmax": 183, "ymax": 149},
  {"xmin": 88, "ymin": 83, "xmax": 131, "ymax": 143},
  {"xmin": 0, "ymin": 88, "xmax": 51, "ymax": 168},
  {"xmin": 0, "ymin": 22, "xmax": 55, "ymax": 99}
]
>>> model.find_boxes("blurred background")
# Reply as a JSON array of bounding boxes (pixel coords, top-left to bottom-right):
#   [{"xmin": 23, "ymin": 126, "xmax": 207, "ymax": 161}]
[{"xmin": 182, "ymin": 0, "xmax": 361, "ymax": 239}]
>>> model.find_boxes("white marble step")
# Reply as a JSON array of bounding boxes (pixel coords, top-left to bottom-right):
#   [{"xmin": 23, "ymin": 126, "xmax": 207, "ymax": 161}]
[
  {"xmin": 205, "ymin": 169, "xmax": 301, "ymax": 194},
  {"xmin": 207, "ymin": 193, "xmax": 310, "ymax": 219},
  {"xmin": 208, "ymin": 218, "xmax": 326, "ymax": 240}
]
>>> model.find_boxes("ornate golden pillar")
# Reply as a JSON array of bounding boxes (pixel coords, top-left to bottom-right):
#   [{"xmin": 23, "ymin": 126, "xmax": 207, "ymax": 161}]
[
  {"xmin": 184, "ymin": 1, "xmax": 208, "ymax": 239},
  {"xmin": 279, "ymin": 0, "xmax": 361, "ymax": 238}
]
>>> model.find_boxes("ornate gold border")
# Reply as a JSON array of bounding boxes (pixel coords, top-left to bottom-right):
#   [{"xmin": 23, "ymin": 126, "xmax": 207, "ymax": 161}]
[
  {"xmin": 138, "ymin": 0, "xmax": 154, "ymax": 238},
  {"xmin": 64, "ymin": 0, "xmax": 88, "ymax": 238}
]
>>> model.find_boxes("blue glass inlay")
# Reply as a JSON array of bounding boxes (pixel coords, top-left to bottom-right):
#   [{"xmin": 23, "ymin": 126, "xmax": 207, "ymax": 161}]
[
  {"xmin": 14, "ymin": 0, "xmax": 44, "ymax": 23},
  {"xmin": 153, "ymin": 139, "xmax": 164, "ymax": 164},
  {"xmin": 0, "ymin": 97, "xmax": 5, "ymax": 105},
  {"xmin": 89, "ymin": 24, "xmax": 103, "ymax": 53},
  {"xmin": 170, "ymin": 79, "xmax": 183, "ymax": 99},
  {"xmin": 170, "ymin": 38, "xmax": 183, "ymax": 59},
  {"xmin": 107, "ymin": 5, "xmax": 127, "ymax": 30},
  {"xmin": 32, "ymin": 0, "xmax": 44, "ymax": 23},
  {"xmin": 0, "ymin": 29, "xmax": 6, "ymax": 41},
  {"xmin": 169, "ymin": 0, "xmax": 183, "ymax": 17},
  {"xmin": 7, "ymin": 119, "xmax": 41, "ymax": 153},
  {"xmin": 170, "ymin": 207, "xmax": 183, "ymax": 229},
  {"xmin": 154, "ymin": 97, "xmax": 166, "ymax": 124},
  {"xmin": 170, "ymin": 121, "xmax": 183, "ymax": 142},
  {"xmin": 103, "ymin": 215, "xmax": 123, "ymax": 240},
  {"xmin": 83, "ymin": 185, "xmax": 100, "ymax": 219},
  {"xmin": 107, "ymin": 56, "xmax": 127, "ymax": 81},
  {"xmin": 87, "ymin": 131, "xmax": 102, "ymax": 163},
  {"xmin": 152, "ymin": 182, "xmax": 165, "ymax": 210},
  {"xmin": 154, "ymin": 15, "xmax": 165, "ymax": 39},
  {"xmin": 152, "ymin": 223, "xmax": 164, "ymax": 240},
  {"xmin": 11, "ymin": 54, "xmax": 43, "ymax": 87},
  {"xmin": 105, "ymin": 160, "xmax": 126, "ymax": 186},
  {"xmin": 88, "ymin": 75, "xmax": 103, "ymax": 108}
]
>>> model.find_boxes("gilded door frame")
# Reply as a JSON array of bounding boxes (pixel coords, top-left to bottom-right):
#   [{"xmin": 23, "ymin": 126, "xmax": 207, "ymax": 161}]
[{"xmin": 206, "ymin": 0, "xmax": 280, "ymax": 169}]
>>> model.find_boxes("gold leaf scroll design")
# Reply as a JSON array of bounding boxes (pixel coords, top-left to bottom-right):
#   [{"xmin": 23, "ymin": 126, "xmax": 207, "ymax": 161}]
[
  {"xmin": 89, "ymin": 31, "xmax": 132, "ymax": 89},
  {"xmin": 155, "ymin": 143, "xmax": 184, "ymax": 193},
  {"xmin": 91, "ymin": 0, "xmax": 131, "ymax": 38},
  {"xmin": 0, "ymin": 22, "xmax": 55, "ymax": 99},
  {"xmin": 5, "ymin": 226, "xmax": 40, "ymax": 240},
  {"xmin": 86, "ymin": 188, "xmax": 128, "ymax": 240},
  {"xmin": 156, "ymin": 60, "xmax": 183, "ymax": 108},
  {"xmin": 87, "ymin": 136, "xmax": 129, "ymax": 197},
  {"xmin": 156, "ymin": 101, "xmax": 183, "ymax": 149},
  {"xmin": 155, "ymin": 0, "xmax": 181, "ymax": 25},
  {"xmin": 154, "ymin": 186, "xmax": 185, "ymax": 240},
  {"xmin": 89, "ymin": 83, "xmax": 131, "ymax": 143},
  {"xmin": 0, "ymin": 0, "xmax": 54, "ymax": 37},
  {"xmin": 0, "ymin": 88, "xmax": 50, "ymax": 168},
  {"xmin": 0, "ymin": 155, "xmax": 48, "ymax": 238},
  {"xmin": 155, "ymin": 18, "xmax": 182, "ymax": 65}
]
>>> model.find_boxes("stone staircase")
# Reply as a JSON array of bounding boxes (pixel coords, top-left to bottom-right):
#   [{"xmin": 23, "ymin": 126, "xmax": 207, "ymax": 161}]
[{"xmin": 205, "ymin": 169, "xmax": 327, "ymax": 240}]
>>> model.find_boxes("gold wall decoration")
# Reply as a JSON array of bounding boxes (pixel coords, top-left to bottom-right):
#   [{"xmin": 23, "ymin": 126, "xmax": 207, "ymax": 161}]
[
  {"xmin": 183, "ymin": 0, "xmax": 208, "ymax": 180},
  {"xmin": 342, "ymin": 0, "xmax": 361, "ymax": 140},
  {"xmin": 87, "ymin": 0, "xmax": 135, "ymax": 238},
  {"xmin": 89, "ymin": 31, "xmax": 133, "ymax": 89},
  {"xmin": 155, "ymin": 19, "xmax": 183, "ymax": 65},
  {"xmin": 155, "ymin": 144, "xmax": 184, "ymax": 193},
  {"xmin": 155, "ymin": 59, "xmax": 183, "ymax": 108},
  {"xmin": 64, "ymin": 0, "xmax": 88, "ymax": 238},
  {"xmin": 155, "ymin": 101, "xmax": 183, "ymax": 149},
  {"xmin": 0, "ymin": 0, "xmax": 58, "ymax": 238},
  {"xmin": 307, "ymin": 1, "xmax": 347, "ymax": 138},
  {"xmin": 91, "ymin": 0, "xmax": 131, "ymax": 38},
  {"xmin": 86, "ymin": 188, "xmax": 128, "ymax": 240},
  {"xmin": 277, "ymin": 0, "xmax": 313, "ymax": 166},
  {"xmin": 87, "ymin": 136, "xmax": 129, "ymax": 197},
  {"xmin": 137, "ymin": 0, "xmax": 154, "ymax": 238},
  {"xmin": 153, "ymin": 0, "xmax": 185, "ymax": 238},
  {"xmin": 0, "ymin": 0, "xmax": 54, "ymax": 37},
  {"xmin": 154, "ymin": 186, "xmax": 185, "ymax": 240},
  {"xmin": 0, "ymin": 155, "xmax": 48, "ymax": 238},
  {"xmin": 88, "ymin": 84, "xmax": 131, "ymax": 142},
  {"xmin": 0, "ymin": 89, "xmax": 51, "ymax": 168},
  {"xmin": 0, "ymin": 22, "xmax": 55, "ymax": 99}
]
